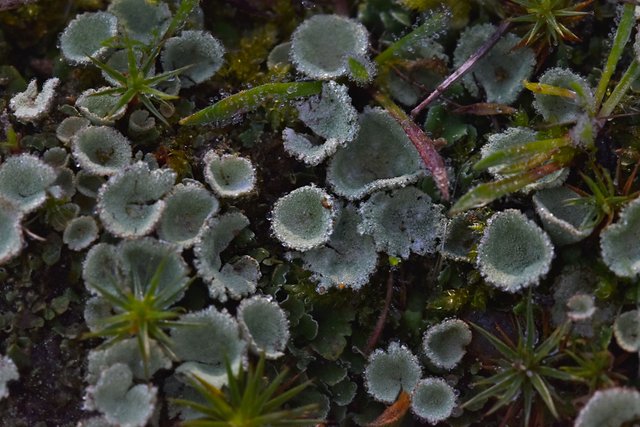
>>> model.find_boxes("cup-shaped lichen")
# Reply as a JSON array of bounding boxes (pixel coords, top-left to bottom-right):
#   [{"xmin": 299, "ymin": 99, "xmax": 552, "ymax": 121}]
[
  {"xmin": 283, "ymin": 81, "xmax": 359, "ymax": 166},
  {"xmin": 358, "ymin": 186, "xmax": 445, "ymax": 259},
  {"xmin": 0, "ymin": 153, "xmax": 57, "ymax": 213},
  {"xmin": 86, "ymin": 338, "xmax": 171, "ymax": 385},
  {"xmin": 107, "ymin": 0, "xmax": 170, "ymax": 44},
  {"xmin": 267, "ymin": 42, "xmax": 291, "ymax": 69},
  {"xmin": 63, "ymin": 216, "xmax": 99, "ymax": 251},
  {"xmin": 59, "ymin": 11, "xmax": 118, "ymax": 64},
  {"xmin": 83, "ymin": 238, "xmax": 190, "ymax": 303},
  {"xmin": 171, "ymin": 306, "xmax": 246, "ymax": 388},
  {"xmin": 271, "ymin": 185, "xmax": 336, "ymax": 252},
  {"xmin": 600, "ymin": 198, "xmax": 640, "ymax": 278},
  {"xmin": 236, "ymin": 296, "xmax": 290, "ymax": 359},
  {"xmin": 128, "ymin": 110, "xmax": 156, "ymax": 137},
  {"xmin": 72, "ymin": 126, "xmax": 132, "ymax": 176},
  {"xmin": 477, "ymin": 210, "xmax": 554, "ymax": 292},
  {"xmin": 364, "ymin": 342, "xmax": 422, "ymax": 404},
  {"xmin": 566, "ymin": 293, "xmax": 597, "ymax": 322},
  {"xmin": 76, "ymin": 170, "xmax": 106, "ymax": 199},
  {"xmin": 290, "ymin": 14, "xmax": 370, "ymax": 80},
  {"xmin": 211, "ymin": 256, "xmax": 261, "ymax": 303},
  {"xmin": 533, "ymin": 67, "xmax": 593, "ymax": 124},
  {"xmin": 97, "ymin": 162, "xmax": 175, "ymax": 238},
  {"xmin": 0, "ymin": 355, "xmax": 18, "ymax": 400},
  {"xmin": 9, "ymin": 78, "xmax": 60, "ymax": 124},
  {"xmin": 533, "ymin": 186, "xmax": 596, "ymax": 246},
  {"xmin": 422, "ymin": 318, "xmax": 472, "ymax": 370},
  {"xmin": 410, "ymin": 377, "xmax": 457, "ymax": 425},
  {"xmin": 327, "ymin": 108, "xmax": 424, "ymax": 200},
  {"xmin": 203, "ymin": 151, "xmax": 256, "ymax": 198},
  {"xmin": 454, "ymin": 24, "xmax": 535, "ymax": 104},
  {"xmin": 161, "ymin": 30, "xmax": 225, "ymax": 88},
  {"xmin": 575, "ymin": 388, "xmax": 640, "ymax": 427},
  {"xmin": 613, "ymin": 310, "xmax": 640, "ymax": 352},
  {"xmin": 194, "ymin": 212, "xmax": 260, "ymax": 301},
  {"xmin": 282, "ymin": 129, "xmax": 344, "ymax": 167},
  {"xmin": 293, "ymin": 203, "xmax": 378, "ymax": 291},
  {"xmin": 85, "ymin": 363, "xmax": 157, "ymax": 427},
  {"xmin": 0, "ymin": 198, "xmax": 24, "ymax": 265},
  {"xmin": 76, "ymin": 88, "xmax": 128, "ymax": 125},
  {"xmin": 296, "ymin": 81, "xmax": 358, "ymax": 143},
  {"xmin": 56, "ymin": 116, "xmax": 90, "ymax": 144},
  {"xmin": 157, "ymin": 182, "xmax": 219, "ymax": 249},
  {"xmin": 551, "ymin": 266, "xmax": 613, "ymax": 338}
]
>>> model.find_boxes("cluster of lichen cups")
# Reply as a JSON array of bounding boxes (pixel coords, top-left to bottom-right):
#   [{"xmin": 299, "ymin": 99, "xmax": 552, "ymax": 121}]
[{"xmin": 2, "ymin": 0, "xmax": 640, "ymax": 426}]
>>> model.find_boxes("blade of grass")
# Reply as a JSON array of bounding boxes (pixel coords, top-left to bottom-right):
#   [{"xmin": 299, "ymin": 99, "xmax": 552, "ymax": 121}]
[
  {"xmin": 473, "ymin": 137, "xmax": 570, "ymax": 172},
  {"xmin": 180, "ymin": 81, "xmax": 323, "ymax": 126},
  {"xmin": 594, "ymin": 2, "xmax": 635, "ymax": 109},
  {"xmin": 599, "ymin": 59, "xmax": 640, "ymax": 118},
  {"xmin": 449, "ymin": 153, "xmax": 574, "ymax": 215}
]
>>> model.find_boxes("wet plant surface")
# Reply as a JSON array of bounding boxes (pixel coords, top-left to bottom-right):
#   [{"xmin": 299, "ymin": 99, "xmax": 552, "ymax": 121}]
[{"xmin": 1, "ymin": 0, "xmax": 640, "ymax": 426}]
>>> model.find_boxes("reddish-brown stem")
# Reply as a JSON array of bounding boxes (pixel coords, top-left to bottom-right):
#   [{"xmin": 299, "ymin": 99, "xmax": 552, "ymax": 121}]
[
  {"xmin": 374, "ymin": 92, "xmax": 450, "ymax": 200},
  {"xmin": 411, "ymin": 20, "xmax": 512, "ymax": 118},
  {"xmin": 364, "ymin": 271, "xmax": 394, "ymax": 356}
]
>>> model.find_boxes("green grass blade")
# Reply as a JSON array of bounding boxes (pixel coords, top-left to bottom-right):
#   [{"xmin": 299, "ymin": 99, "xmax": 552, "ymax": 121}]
[
  {"xmin": 450, "ymin": 152, "xmax": 573, "ymax": 215},
  {"xmin": 461, "ymin": 370, "xmax": 517, "ymax": 410},
  {"xmin": 525, "ymin": 290, "xmax": 536, "ymax": 351},
  {"xmin": 522, "ymin": 382, "xmax": 534, "ymax": 427},
  {"xmin": 538, "ymin": 366, "xmax": 580, "ymax": 382},
  {"xmin": 600, "ymin": 59, "xmax": 640, "ymax": 118},
  {"xmin": 241, "ymin": 354, "xmax": 265, "ymax": 416},
  {"xmin": 90, "ymin": 282, "xmax": 130, "ymax": 308},
  {"xmin": 263, "ymin": 380, "xmax": 314, "ymax": 413},
  {"xmin": 473, "ymin": 137, "xmax": 570, "ymax": 172},
  {"xmin": 182, "ymin": 420, "xmax": 232, "ymax": 427},
  {"xmin": 594, "ymin": 2, "xmax": 635, "ymax": 109},
  {"xmin": 108, "ymin": 88, "xmax": 136, "ymax": 116},
  {"xmin": 485, "ymin": 374, "xmax": 523, "ymax": 415},
  {"xmin": 255, "ymin": 368, "xmax": 289, "ymax": 412},
  {"xmin": 88, "ymin": 56, "xmax": 127, "ymax": 85},
  {"xmin": 533, "ymin": 323, "xmax": 569, "ymax": 363},
  {"xmin": 139, "ymin": 94, "xmax": 171, "ymax": 127},
  {"xmin": 180, "ymin": 81, "xmax": 323, "ymax": 126},
  {"xmin": 469, "ymin": 322, "xmax": 518, "ymax": 360},
  {"xmin": 530, "ymin": 373, "xmax": 559, "ymax": 418},
  {"xmin": 224, "ymin": 356, "xmax": 242, "ymax": 406},
  {"xmin": 144, "ymin": 65, "xmax": 192, "ymax": 86},
  {"xmin": 191, "ymin": 374, "xmax": 235, "ymax": 418},
  {"xmin": 170, "ymin": 398, "xmax": 219, "ymax": 418}
]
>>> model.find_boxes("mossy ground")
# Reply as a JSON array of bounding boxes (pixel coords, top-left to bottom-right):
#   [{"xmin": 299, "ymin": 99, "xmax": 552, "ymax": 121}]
[{"xmin": 0, "ymin": 0, "xmax": 640, "ymax": 426}]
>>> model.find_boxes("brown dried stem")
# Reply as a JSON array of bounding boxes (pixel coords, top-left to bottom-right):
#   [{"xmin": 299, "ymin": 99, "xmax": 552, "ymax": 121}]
[{"xmin": 411, "ymin": 20, "xmax": 512, "ymax": 118}]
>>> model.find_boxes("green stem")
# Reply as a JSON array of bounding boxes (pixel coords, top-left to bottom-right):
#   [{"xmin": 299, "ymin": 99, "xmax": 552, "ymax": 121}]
[
  {"xmin": 594, "ymin": 2, "xmax": 635, "ymax": 110},
  {"xmin": 599, "ymin": 59, "xmax": 640, "ymax": 118},
  {"xmin": 180, "ymin": 81, "xmax": 323, "ymax": 126},
  {"xmin": 449, "ymin": 147, "xmax": 576, "ymax": 215}
]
